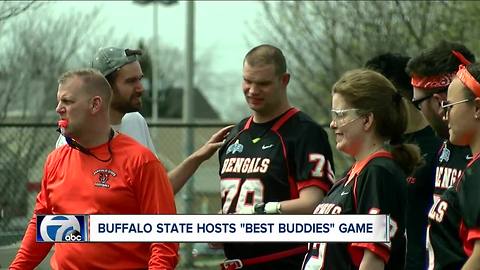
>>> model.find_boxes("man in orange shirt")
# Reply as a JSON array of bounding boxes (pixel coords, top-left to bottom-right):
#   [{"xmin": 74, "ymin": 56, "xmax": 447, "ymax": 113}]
[{"xmin": 10, "ymin": 69, "xmax": 178, "ymax": 269}]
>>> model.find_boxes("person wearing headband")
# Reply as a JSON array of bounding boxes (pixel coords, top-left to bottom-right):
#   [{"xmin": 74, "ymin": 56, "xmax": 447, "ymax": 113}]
[
  {"xmin": 406, "ymin": 41, "xmax": 476, "ymax": 269},
  {"xmin": 428, "ymin": 63, "xmax": 480, "ymax": 270},
  {"xmin": 366, "ymin": 53, "xmax": 442, "ymax": 270},
  {"xmin": 10, "ymin": 69, "xmax": 178, "ymax": 269},
  {"xmin": 303, "ymin": 69, "xmax": 422, "ymax": 270},
  {"xmin": 55, "ymin": 47, "xmax": 233, "ymax": 194}
]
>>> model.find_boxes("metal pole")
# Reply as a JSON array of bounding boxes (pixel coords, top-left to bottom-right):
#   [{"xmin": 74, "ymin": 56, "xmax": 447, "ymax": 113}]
[
  {"xmin": 152, "ymin": 4, "xmax": 159, "ymax": 122},
  {"xmin": 182, "ymin": 1, "xmax": 195, "ymax": 268}
]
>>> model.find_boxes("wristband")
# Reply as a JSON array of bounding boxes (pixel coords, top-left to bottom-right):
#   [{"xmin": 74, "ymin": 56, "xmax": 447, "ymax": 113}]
[
  {"xmin": 265, "ymin": 202, "xmax": 282, "ymax": 214},
  {"xmin": 253, "ymin": 202, "xmax": 281, "ymax": 214}
]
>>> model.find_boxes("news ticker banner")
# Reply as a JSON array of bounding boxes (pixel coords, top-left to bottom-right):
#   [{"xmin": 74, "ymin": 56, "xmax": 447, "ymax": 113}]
[{"xmin": 36, "ymin": 214, "xmax": 390, "ymax": 243}]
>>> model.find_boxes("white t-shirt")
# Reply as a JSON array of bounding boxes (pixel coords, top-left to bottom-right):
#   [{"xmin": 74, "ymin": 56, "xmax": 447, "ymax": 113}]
[{"xmin": 55, "ymin": 112, "xmax": 157, "ymax": 156}]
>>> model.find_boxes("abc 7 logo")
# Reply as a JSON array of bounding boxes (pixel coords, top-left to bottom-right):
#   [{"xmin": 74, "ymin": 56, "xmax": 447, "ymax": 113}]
[{"xmin": 40, "ymin": 215, "xmax": 83, "ymax": 242}]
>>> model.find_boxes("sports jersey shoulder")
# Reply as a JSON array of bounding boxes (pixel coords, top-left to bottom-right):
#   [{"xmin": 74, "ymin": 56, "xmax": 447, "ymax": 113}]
[
  {"xmin": 358, "ymin": 157, "xmax": 405, "ymax": 179},
  {"xmin": 275, "ymin": 111, "xmax": 329, "ymax": 140},
  {"xmin": 353, "ymin": 157, "xmax": 407, "ymax": 213},
  {"xmin": 112, "ymin": 133, "xmax": 157, "ymax": 162},
  {"xmin": 219, "ymin": 117, "xmax": 249, "ymax": 153},
  {"xmin": 277, "ymin": 111, "xmax": 335, "ymax": 188}
]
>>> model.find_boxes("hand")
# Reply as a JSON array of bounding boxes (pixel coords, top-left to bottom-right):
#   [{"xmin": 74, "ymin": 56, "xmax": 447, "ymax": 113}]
[{"xmin": 192, "ymin": 125, "xmax": 234, "ymax": 162}]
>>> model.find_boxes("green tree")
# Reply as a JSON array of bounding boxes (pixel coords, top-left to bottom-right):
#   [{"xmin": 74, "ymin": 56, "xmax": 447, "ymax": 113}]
[
  {"xmin": 251, "ymin": 1, "xmax": 480, "ymax": 121},
  {"xmin": 250, "ymin": 1, "xmax": 480, "ymax": 172}
]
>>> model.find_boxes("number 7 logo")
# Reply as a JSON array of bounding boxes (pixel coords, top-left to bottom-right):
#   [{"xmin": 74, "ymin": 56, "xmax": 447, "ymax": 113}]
[{"xmin": 221, "ymin": 178, "xmax": 264, "ymax": 214}]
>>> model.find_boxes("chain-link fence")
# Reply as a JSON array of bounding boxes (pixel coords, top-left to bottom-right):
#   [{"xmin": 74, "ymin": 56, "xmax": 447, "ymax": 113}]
[{"xmin": 0, "ymin": 122, "xmax": 352, "ymax": 269}]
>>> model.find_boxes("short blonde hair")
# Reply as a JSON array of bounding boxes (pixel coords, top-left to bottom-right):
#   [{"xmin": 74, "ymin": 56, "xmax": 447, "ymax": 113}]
[{"xmin": 58, "ymin": 68, "xmax": 112, "ymax": 102}]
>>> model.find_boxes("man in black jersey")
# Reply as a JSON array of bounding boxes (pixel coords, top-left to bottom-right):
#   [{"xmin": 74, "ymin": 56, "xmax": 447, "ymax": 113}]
[
  {"xmin": 366, "ymin": 53, "xmax": 442, "ymax": 270},
  {"xmin": 406, "ymin": 40, "xmax": 475, "ymax": 200},
  {"xmin": 406, "ymin": 40, "xmax": 476, "ymax": 269},
  {"xmin": 217, "ymin": 44, "xmax": 335, "ymax": 270}
]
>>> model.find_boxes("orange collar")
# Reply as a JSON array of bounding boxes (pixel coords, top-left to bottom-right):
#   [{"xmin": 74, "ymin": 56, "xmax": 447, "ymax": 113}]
[{"xmin": 347, "ymin": 150, "xmax": 392, "ymax": 183}]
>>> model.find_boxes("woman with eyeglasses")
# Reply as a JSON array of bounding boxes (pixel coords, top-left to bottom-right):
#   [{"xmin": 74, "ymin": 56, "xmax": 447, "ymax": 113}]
[
  {"xmin": 302, "ymin": 69, "xmax": 422, "ymax": 270},
  {"xmin": 427, "ymin": 63, "xmax": 480, "ymax": 270}
]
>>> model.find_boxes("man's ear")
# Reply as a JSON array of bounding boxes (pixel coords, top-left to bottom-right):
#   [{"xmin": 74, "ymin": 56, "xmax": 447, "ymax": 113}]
[
  {"xmin": 474, "ymin": 97, "xmax": 480, "ymax": 120},
  {"xmin": 90, "ymin": 96, "xmax": 102, "ymax": 114},
  {"xmin": 432, "ymin": 93, "xmax": 445, "ymax": 118},
  {"xmin": 281, "ymin": 73, "xmax": 290, "ymax": 86}
]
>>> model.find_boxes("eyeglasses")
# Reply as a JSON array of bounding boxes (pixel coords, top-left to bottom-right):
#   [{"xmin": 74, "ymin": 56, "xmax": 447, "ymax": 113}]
[
  {"xmin": 441, "ymin": 99, "xmax": 473, "ymax": 113},
  {"xmin": 411, "ymin": 88, "xmax": 448, "ymax": 110},
  {"xmin": 412, "ymin": 95, "xmax": 434, "ymax": 110},
  {"xmin": 331, "ymin": 108, "xmax": 361, "ymax": 127}
]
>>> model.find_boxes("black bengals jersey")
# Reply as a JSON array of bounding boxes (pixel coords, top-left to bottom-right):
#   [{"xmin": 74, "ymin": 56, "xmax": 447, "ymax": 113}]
[
  {"xmin": 218, "ymin": 108, "xmax": 334, "ymax": 270},
  {"xmin": 402, "ymin": 126, "xmax": 442, "ymax": 270},
  {"xmin": 303, "ymin": 152, "xmax": 407, "ymax": 270},
  {"xmin": 427, "ymin": 153, "xmax": 480, "ymax": 270},
  {"xmin": 433, "ymin": 141, "xmax": 471, "ymax": 201}
]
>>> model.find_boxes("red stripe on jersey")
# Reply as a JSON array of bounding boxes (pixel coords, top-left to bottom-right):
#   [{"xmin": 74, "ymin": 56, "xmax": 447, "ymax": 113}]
[
  {"xmin": 243, "ymin": 116, "xmax": 254, "ymax": 130},
  {"xmin": 271, "ymin": 107, "xmax": 300, "ymax": 131},
  {"xmin": 465, "ymin": 227, "xmax": 480, "ymax": 257},
  {"xmin": 462, "ymin": 155, "xmax": 480, "ymax": 256},
  {"xmin": 459, "ymin": 219, "xmax": 473, "ymax": 256},
  {"xmin": 348, "ymin": 151, "xmax": 393, "ymax": 210},
  {"xmin": 348, "ymin": 243, "xmax": 390, "ymax": 266},
  {"xmin": 297, "ymin": 179, "xmax": 330, "ymax": 194},
  {"xmin": 271, "ymin": 108, "xmax": 301, "ymax": 199},
  {"xmin": 467, "ymin": 152, "xmax": 480, "ymax": 168},
  {"xmin": 241, "ymin": 108, "xmax": 301, "ymax": 200}
]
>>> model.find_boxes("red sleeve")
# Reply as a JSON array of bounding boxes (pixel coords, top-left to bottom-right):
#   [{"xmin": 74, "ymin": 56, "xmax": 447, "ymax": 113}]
[
  {"xmin": 133, "ymin": 159, "xmax": 179, "ymax": 269},
  {"xmin": 297, "ymin": 179, "xmax": 331, "ymax": 194},
  {"xmin": 465, "ymin": 228, "xmax": 480, "ymax": 256},
  {"xmin": 10, "ymin": 157, "xmax": 54, "ymax": 269},
  {"xmin": 348, "ymin": 243, "xmax": 390, "ymax": 266}
]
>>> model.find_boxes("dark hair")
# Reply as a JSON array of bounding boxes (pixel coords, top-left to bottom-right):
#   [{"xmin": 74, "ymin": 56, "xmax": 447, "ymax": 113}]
[
  {"xmin": 332, "ymin": 69, "xmax": 422, "ymax": 175},
  {"xmin": 406, "ymin": 40, "xmax": 475, "ymax": 77},
  {"xmin": 103, "ymin": 49, "xmax": 142, "ymax": 88},
  {"xmin": 244, "ymin": 44, "xmax": 287, "ymax": 75},
  {"xmin": 365, "ymin": 53, "xmax": 413, "ymax": 100},
  {"xmin": 105, "ymin": 72, "xmax": 118, "ymax": 89}
]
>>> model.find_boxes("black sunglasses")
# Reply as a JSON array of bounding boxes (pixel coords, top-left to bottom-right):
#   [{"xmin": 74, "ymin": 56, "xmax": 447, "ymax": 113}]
[{"xmin": 411, "ymin": 88, "xmax": 448, "ymax": 110}]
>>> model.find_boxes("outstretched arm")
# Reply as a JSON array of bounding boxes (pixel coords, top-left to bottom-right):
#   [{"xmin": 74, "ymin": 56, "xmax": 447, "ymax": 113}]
[{"xmin": 168, "ymin": 125, "xmax": 234, "ymax": 194}]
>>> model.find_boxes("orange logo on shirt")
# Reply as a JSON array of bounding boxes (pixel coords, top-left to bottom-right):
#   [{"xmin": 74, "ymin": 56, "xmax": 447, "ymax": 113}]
[{"xmin": 93, "ymin": 169, "xmax": 117, "ymax": 188}]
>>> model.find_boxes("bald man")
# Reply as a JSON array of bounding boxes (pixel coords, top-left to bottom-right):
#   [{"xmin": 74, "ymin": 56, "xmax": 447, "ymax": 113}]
[{"xmin": 10, "ymin": 69, "xmax": 178, "ymax": 270}]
